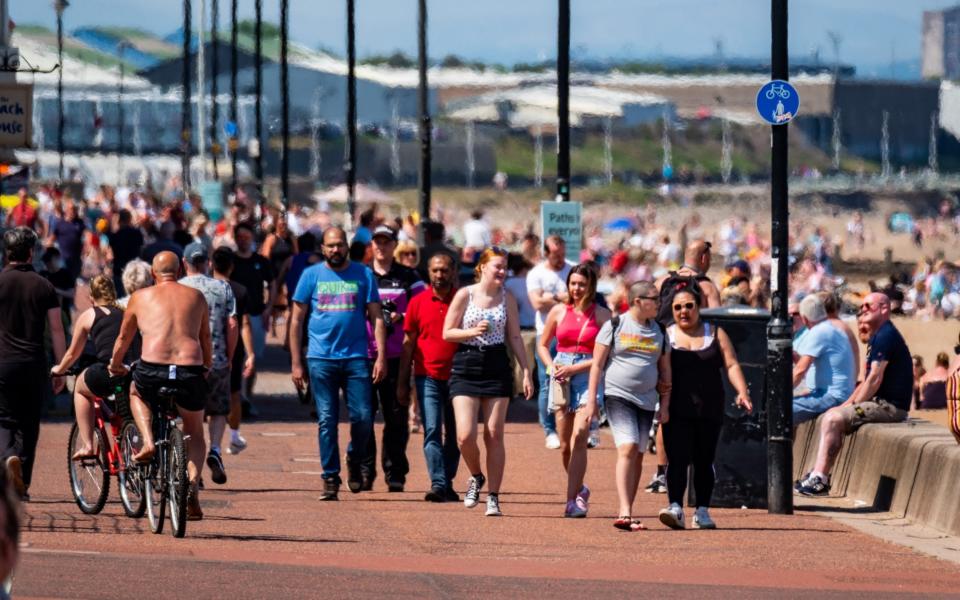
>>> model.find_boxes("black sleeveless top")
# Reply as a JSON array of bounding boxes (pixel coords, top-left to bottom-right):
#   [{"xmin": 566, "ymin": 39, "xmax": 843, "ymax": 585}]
[
  {"xmin": 668, "ymin": 323, "xmax": 726, "ymax": 421},
  {"xmin": 90, "ymin": 306, "xmax": 140, "ymax": 364}
]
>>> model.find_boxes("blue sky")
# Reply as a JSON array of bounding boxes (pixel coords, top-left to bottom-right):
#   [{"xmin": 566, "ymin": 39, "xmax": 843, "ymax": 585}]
[{"xmin": 12, "ymin": 0, "xmax": 960, "ymax": 74}]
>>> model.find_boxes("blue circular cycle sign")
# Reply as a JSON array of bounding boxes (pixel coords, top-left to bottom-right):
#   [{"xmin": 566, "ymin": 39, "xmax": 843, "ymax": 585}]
[{"xmin": 756, "ymin": 79, "xmax": 800, "ymax": 125}]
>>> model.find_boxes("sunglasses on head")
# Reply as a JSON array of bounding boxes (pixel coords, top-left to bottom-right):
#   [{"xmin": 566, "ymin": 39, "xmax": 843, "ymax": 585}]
[{"xmin": 673, "ymin": 302, "xmax": 696, "ymax": 312}]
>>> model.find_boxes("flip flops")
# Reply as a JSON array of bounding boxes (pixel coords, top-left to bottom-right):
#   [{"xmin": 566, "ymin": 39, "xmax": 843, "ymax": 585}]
[{"xmin": 613, "ymin": 517, "xmax": 647, "ymax": 532}]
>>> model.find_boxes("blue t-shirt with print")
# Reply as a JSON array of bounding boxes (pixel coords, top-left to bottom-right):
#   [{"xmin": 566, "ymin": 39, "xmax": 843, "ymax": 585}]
[
  {"xmin": 865, "ymin": 320, "xmax": 913, "ymax": 411},
  {"xmin": 795, "ymin": 320, "xmax": 855, "ymax": 400},
  {"xmin": 293, "ymin": 261, "xmax": 380, "ymax": 360}
]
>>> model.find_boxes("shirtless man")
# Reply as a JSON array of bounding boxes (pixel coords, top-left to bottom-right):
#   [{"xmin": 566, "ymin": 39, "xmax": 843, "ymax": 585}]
[{"xmin": 109, "ymin": 251, "xmax": 212, "ymax": 519}]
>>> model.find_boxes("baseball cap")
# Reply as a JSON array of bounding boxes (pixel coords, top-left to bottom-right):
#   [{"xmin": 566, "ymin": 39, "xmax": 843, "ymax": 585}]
[
  {"xmin": 184, "ymin": 242, "xmax": 208, "ymax": 263},
  {"xmin": 372, "ymin": 225, "xmax": 397, "ymax": 241}
]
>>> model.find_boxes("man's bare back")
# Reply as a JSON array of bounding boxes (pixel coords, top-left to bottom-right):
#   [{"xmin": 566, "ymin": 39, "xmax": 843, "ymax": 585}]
[{"xmin": 110, "ymin": 251, "xmax": 212, "ymax": 371}]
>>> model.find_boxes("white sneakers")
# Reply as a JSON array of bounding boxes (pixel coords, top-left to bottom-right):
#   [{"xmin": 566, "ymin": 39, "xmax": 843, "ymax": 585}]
[
  {"xmin": 658, "ymin": 503, "xmax": 717, "ymax": 530},
  {"xmin": 545, "ymin": 433, "xmax": 561, "ymax": 450},
  {"xmin": 658, "ymin": 502, "xmax": 685, "ymax": 529},
  {"xmin": 485, "ymin": 495, "xmax": 502, "ymax": 517},
  {"xmin": 693, "ymin": 507, "xmax": 716, "ymax": 529}
]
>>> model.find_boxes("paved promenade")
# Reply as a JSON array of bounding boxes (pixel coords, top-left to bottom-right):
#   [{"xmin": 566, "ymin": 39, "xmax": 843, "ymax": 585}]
[{"xmin": 13, "ymin": 343, "xmax": 960, "ymax": 598}]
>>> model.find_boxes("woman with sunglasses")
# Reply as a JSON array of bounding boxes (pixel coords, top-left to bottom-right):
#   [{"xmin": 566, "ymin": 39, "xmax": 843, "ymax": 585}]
[
  {"xmin": 443, "ymin": 247, "xmax": 534, "ymax": 517},
  {"xmin": 537, "ymin": 263, "xmax": 610, "ymax": 518},
  {"xmin": 658, "ymin": 284, "xmax": 752, "ymax": 530},
  {"xmin": 587, "ymin": 280, "xmax": 670, "ymax": 530}
]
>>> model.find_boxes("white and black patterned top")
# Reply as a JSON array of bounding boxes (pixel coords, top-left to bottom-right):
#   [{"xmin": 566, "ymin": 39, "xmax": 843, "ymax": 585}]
[
  {"xmin": 461, "ymin": 287, "xmax": 507, "ymax": 347},
  {"xmin": 181, "ymin": 274, "xmax": 237, "ymax": 370}
]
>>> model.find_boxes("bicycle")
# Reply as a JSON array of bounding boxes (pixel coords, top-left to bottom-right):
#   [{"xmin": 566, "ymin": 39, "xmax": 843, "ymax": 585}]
[
  {"xmin": 142, "ymin": 386, "xmax": 190, "ymax": 538},
  {"xmin": 765, "ymin": 83, "xmax": 791, "ymax": 100},
  {"xmin": 65, "ymin": 366, "xmax": 146, "ymax": 518}
]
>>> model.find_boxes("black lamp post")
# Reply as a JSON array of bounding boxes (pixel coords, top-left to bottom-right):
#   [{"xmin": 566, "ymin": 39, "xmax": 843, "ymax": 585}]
[
  {"xmin": 229, "ymin": 0, "xmax": 238, "ymax": 189},
  {"xmin": 209, "ymin": 0, "xmax": 220, "ymax": 180},
  {"xmin": 417, "ymin": 0, "xmax": 431, "ymax": 237},
  {"xmin": 182, "ymin": 0, "xmax": 193, "ymax": 196},
  {"xmin": 253, "ymin": 0, "xmax": 263, "ymax": 192},
  {"xmin": 345, "ymin": 0, "xmax": 357, "ymax": 221},
  {"xmin": 54, "ymin": 0, "xmax": 69, "ymax": 183},
  {"xmin": 556, "ymin": 0, "xmax": 570, "ymax": 202},
  {"xmin": 280, "ymin": 0, "xmax": 290, "ymax": 207}
]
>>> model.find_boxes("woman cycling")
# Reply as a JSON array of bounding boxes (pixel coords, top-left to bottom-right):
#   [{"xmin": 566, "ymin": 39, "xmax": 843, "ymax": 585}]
[
  {"xmin": 537, "ymin": 263, "xmax": 609, "ymax": 518},
  {"xmin": 51, "ymin": 275, "xmax": 140, "ymax": 459},
  {"xmin": 443, "ymin": 247, "xmax": 533, "ymax": 517},
  {"xmin": 658, "ymin": 284, "xmax": 751, "ymax": 530}
]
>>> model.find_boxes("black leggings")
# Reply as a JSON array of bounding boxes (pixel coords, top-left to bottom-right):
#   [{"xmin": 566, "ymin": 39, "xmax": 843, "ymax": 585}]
[{"xmin": 662, "ymin": 417, "xmax": 722, "ymax": 507}]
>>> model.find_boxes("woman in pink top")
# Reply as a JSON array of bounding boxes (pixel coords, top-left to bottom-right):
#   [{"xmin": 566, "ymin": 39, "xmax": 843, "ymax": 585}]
[{"xmin": 537, "ymin": 264, "xmax": 610, "ymax": 517}]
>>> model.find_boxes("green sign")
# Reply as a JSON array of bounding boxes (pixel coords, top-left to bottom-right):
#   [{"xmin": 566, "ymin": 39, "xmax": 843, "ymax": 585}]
[
  {"xmin": 540, "ymin": 201, "xmax": 582, "ymax": 263},
  {"xmin": 200, "ymin": 181, "xmax": 225, "ymax": 221}
]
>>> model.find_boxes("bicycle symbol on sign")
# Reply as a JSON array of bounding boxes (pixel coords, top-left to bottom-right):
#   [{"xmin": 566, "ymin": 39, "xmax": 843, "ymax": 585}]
[{"xmin": 765, "ymin": 83, "xmax": 791, "ymax": 100}]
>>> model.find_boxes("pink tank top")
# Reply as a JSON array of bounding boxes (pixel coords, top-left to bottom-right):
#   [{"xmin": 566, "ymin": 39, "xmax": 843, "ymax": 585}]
[{"xmin": 556, "ymin": 305, "xmax": 600, "ymax": 354}]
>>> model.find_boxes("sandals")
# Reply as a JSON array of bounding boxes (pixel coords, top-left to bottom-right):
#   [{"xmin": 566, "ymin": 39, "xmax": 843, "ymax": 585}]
[{"xmin": 613, "ymin": 517, "xmax": 647, "ymax": 532}]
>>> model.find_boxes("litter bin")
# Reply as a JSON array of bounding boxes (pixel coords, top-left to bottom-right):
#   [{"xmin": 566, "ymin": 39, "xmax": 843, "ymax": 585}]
[{"xmin": 697, "ymin": 306, "xmax": 770, "ymax": 509}]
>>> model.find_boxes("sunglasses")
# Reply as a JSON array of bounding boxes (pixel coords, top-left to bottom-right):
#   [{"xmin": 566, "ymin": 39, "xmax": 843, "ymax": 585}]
[
  {"xmin": 673, "ymin": 302, "xmax": 696, "ymax": 312},
  {"xmin": 858, "ymin": 302, "xmax": 886, "ymax": 315},
  {"xmin": 638, "ymin": 295, "xmax": 659, "ymax": 301},
  {"xmin": 400, "ymin": 251, "xmax": 417, "ymax": 257}
]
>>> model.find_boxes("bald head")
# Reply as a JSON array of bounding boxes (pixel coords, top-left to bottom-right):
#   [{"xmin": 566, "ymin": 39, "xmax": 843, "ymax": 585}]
[
  {"xmin": 858, "ymin": 292, "xmax": 891, "ymax": 332},
  {"xmin": 684, "ymin": 240, "xmax": 712, "ymax": 273},
  {"xmin": 152, "ymin": 251, "xmax": 181, "ymax": 278}
]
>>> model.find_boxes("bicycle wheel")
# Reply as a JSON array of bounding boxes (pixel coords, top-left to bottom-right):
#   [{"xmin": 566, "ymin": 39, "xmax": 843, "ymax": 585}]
[
  {"xmin": 167, "ymin": 428, "xmax": 189, "ymax": 538},
  {"xmin": 67, "ymin": 423, "xmax": 110, "ymax": 514},
  {"xmin": 144, "ymin": 456, "xmax": 166, "ymax": 534},
  {"xmin": 118, "ymin": 422, "xmax": 146, "ymax": 518}
]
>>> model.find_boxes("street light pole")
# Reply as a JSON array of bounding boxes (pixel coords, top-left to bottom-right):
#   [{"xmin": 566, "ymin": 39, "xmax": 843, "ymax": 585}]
[
  {"xmin": 229, "ymin": 0, "xmax": 238, "ymax": 190},
  {"xmin": 345, "ymin": 0, "xmax": 357, "ymax": 221},
  {"xmin": 280, "ymin": 0, "xmax": 290, "ymax": 207},
  {"xmin": 556, "ymin": 0, "xmax": 570, "ymax": 202},
  {"xmin": 54, "ymin": 0, "xmax": 69, "ymax": 183},
  {"xmin": 417, "ymin": 0, "xmax": 431, "ymax": 234},
  {"xmin": 767, "ymin": 0, "xmax": 793, "ymax": 516},
  {"xmin": 253, "ymin": 0, "xmax": 263, "ymax": 192},
  {"xmin": 209, "ymin": 0, "xmax": 220, "ymax": 180},
  {"xmin": 181, "ymin": 0, "xmax": 192, "ymax": 196}
]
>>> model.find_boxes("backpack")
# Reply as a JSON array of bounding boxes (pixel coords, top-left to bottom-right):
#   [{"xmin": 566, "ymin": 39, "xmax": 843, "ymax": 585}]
[{"xmin": 656, "ymin": 271, "xmax": 711, "ymax": 326}]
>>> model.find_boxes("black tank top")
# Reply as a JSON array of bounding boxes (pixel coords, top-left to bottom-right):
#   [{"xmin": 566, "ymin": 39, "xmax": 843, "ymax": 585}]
[
  {"xmin": 90, "ymin": 306, "xmax": 141, "ymax": 364},
  {"xmin": 668, "ymin": 324, "xmax": 726, "ymax": 421}
]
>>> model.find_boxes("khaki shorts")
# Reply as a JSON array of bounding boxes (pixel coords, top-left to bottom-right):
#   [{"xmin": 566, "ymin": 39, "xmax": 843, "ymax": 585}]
[
  {"xmin": 205, "ymin": 366, "xmax": 232, "ymax": 416},
  {"xmin": 835, "ymin": 398, "xmax": 908, "ymax": 433}
]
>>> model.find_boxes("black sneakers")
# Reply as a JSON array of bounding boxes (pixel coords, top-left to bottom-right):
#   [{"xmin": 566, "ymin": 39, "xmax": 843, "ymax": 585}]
[
  {"xmin": 319, "ymin": 479, "xmax": 340, "ymax": 501},
  {"xmin": 387, "ymin": 481, "xmax": 404, "ymax": 493},
  {"xmin": 464, "ymin": 474, "xmax": 486, "ymax": 508},
  {"xmin": 425, "ymin": 487, "xmax": 446, "ymax": 502},
  {"xmin": 443, "ymin": 487, "xmax": 460, "ymax": 502},
  {"xmin": 206, "ymin": 450, "xmax": 227, "ymax": 485},
  {"xmin": 796, "ymin": 474, "xmax": 831, "ymax": 496}
]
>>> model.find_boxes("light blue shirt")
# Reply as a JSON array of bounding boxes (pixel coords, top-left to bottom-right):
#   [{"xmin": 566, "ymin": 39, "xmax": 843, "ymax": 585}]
[{"xmin": 795, "ymin": 320, "xmax": 855, "ymax": 400}]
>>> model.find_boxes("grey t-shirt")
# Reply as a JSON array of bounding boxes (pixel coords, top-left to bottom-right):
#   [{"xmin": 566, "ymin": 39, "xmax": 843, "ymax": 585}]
[
  {"xmin": 180, "ymin": 274, "xmax": 236, "ymax": 370},
  {"xmin": 597, "ymin": 313, "xmax": 666, "ymax": 410}
]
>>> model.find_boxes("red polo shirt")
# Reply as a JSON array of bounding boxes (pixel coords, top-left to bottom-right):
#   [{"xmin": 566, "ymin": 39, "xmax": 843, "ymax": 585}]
[
  {"xmin": 9, "ymin": 203, "xmax": 38, "ymax": 229},
  {"xmin": 404, "ymin": 287, "xmax": 458, "ymax": 380}
]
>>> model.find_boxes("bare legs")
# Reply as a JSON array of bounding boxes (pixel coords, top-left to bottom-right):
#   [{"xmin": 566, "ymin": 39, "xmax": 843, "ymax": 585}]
[
  {"xmin": 453, "ymin": 395, "xmax": 508, "ymax": 493},
  {"xmin": 178, "ymin": 408, "xmax": 206, "ymax": 485},
  {"xmin": 129, "ymin": 387, "xmax": 155, "ymax": 463},
  {"xmin": 71, "ymin": 374, "xmax": 97, "ymax": 459},
  {"xmin": 615, "ymin": 443, "xmax": 644, "ymax": 517},
  {"xmin": 813, "ymin": 407, "xmax": 847, "ymax": 477},
  {"xmin": 555, "ymin": 408, "xmax": 592, "ymax": 501}
]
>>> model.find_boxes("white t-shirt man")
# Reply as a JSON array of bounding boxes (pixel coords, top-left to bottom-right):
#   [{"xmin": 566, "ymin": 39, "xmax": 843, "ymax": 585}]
[
  {"xmin": 463, "ymin": 218, "xmax": 491, "ymax": 249},
  {"xmin": 526, "ymin": 260, "xmax": 573, "ymax": 334}
]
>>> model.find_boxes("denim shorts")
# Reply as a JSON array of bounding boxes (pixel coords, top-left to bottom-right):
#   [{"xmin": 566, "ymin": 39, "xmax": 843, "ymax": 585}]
[{"xmin": 549, "ymin": 352, "xmax": 598, "ymax": 413}]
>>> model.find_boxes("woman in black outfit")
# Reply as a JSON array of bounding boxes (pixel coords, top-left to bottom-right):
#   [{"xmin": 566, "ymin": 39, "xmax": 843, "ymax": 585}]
[
  {"xmin": 658, "ymin": 285, "xmax": 752, "ymax": 530},
  {"xmin": 51, "ymin": 275, "xmax": 139, "ymax": 459}
]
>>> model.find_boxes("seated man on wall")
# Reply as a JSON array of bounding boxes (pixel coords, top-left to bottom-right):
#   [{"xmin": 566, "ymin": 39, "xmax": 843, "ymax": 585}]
[
  {"xmin": 796, "ymin": 293, "xmax": 913, "ymax": 496},
  {"xmin": 792, "ymin": 294, "xmax": 856, "ymax": 426}
]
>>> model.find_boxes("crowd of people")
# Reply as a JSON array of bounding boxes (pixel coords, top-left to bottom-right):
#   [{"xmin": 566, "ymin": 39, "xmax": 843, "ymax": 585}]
[{"xmin": 0, "ymin": 181, "xmax": 958, "ymax": 537}]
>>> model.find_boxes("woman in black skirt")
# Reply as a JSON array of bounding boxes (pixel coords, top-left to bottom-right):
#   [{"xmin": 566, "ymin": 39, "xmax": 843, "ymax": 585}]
[{"xmin": 443, "ymin": 247, "xmax": 534, "ymax": 517}]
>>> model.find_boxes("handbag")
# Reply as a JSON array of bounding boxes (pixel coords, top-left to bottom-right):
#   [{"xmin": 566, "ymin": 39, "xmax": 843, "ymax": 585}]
[{"xmin": 548, "ymin": 307, "xmax": 595, "ymax": 411}]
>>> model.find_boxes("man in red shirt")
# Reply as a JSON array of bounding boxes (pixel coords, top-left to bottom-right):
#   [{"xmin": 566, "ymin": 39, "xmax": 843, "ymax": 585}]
[
  {"xmin": 5, "ymin": 188, "xmax": 41, "ymax": 235},
  {"xmin": 398, "ymin": 253, "xmax": 460, "ymax": 502}
]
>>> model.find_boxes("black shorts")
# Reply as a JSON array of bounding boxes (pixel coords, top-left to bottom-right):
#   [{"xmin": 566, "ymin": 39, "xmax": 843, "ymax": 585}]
[
  {"xmin": 231, "ymin": 346, "xmax": 244, "ymax": 393},
  {"xmin": 83, "ymin": 363, "xmax": 128, "ymax": 400},
  {"xmin": 133, "ymin": 361, "xmax": 208, "ymax": 412}
]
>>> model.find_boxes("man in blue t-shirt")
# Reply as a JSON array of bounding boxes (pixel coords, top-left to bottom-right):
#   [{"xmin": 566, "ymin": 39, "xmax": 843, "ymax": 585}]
[
  {"xmin": 792, "ymin": 295, "xmax": 855, "ymax": 425},
  {"xmin": 290, "ymin": 227, "xmax": 387, "ymax": 501},
  {"xmin": 797, "ymin": 293, "xmax": 912, "ymax": 496}
]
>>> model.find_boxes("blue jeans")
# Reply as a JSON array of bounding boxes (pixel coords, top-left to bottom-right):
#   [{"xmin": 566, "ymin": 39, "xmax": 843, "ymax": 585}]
[
  {"xmin": 535, "ymin": 338, "xmax": 558, "ymax": 436},
  {"xmin": 793, "ymin": 390, "xmax": 844, "ymax": 426},
  {"xmin": 308, "ymin": 357, "xmax": 374, "ymax": 482},
  {"xmin": 416, "ymin": 376, "xmax": 460, "ymax": 491}
]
